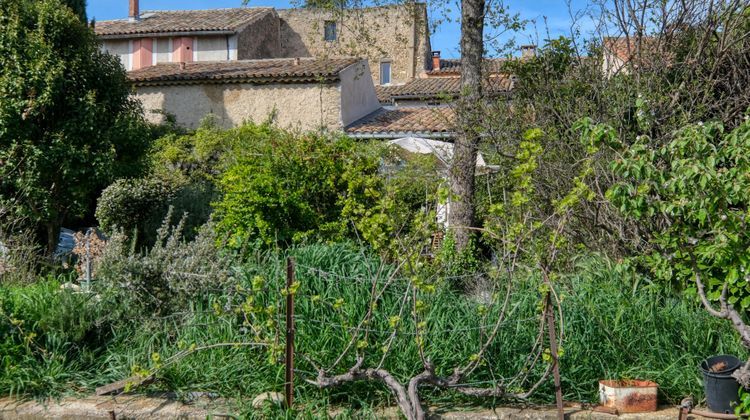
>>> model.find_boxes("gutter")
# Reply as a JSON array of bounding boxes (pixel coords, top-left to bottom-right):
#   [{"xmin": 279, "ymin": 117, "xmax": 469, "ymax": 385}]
[
  {"xmin": 130, "ymin": 76, "xmax": 340, "ymax": 87},
  {"xmin": 98, "ymin": 30, "xmax": 236, "ymax": 40},
  {"xmin": 346, "ymin": 132, "xmax": 456, "ymax": 139}
]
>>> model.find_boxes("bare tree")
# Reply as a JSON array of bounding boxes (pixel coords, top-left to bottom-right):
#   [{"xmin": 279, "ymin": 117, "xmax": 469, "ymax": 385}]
[{"xmin": 449, "ymin": 0, "xmax": 486, "ymax": 252}]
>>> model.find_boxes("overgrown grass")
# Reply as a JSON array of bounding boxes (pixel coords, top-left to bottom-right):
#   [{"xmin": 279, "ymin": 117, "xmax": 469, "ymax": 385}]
[{"xmin": 0, "ymin": 244, "xmax": 745, "ymax": 414}]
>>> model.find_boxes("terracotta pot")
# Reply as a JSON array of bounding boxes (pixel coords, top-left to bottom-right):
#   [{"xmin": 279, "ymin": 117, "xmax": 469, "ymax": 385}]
[{"xmin": 598, "ymin": 379, "xmax": 658, "ymax": 413}]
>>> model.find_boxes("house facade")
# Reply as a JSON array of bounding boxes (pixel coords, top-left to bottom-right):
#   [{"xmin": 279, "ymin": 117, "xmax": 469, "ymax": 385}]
[
  {"xmin": 128, "ymin": 58, "xmax": 380, "ymax": 131},
  {"xmin": 96, "ymin": 0, "xmax": 431, "ymax": 86}
]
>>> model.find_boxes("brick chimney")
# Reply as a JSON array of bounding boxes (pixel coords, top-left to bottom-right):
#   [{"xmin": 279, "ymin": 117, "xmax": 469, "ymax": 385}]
[
  {"xmin": 520, "ymin": 45, "xmax": 536, "ymax": 59},
  {"xmin": 129, "ymin": 0, "xmax": 140, "ymax": 21},
  {"xmin": 431, "ymin": 51, "xmax": 441, "ymax": 71}
]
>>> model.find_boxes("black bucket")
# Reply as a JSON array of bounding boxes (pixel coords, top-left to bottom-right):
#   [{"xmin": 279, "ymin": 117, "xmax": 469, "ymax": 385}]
[{"xmin": 700, "ymin": 355, "xmax": 742, "ymax": 413}]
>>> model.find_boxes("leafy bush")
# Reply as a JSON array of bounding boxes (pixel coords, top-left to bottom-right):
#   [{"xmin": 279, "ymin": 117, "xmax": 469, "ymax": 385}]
[
  {"xmin": 0, "ymin": 0, "xmax": 151, "ymax": 251},
  {"xmin": 94, "ymin": 212, "xmax": 236, "ymax": 316},
  {"xmin": 96, "ymin": 178, "xmax": 214, "ymax": 246},
  {"xmin": 0, "ymin": 217, "xmax": 41, "ymax": 285},
  {"xmin": 212, "ymin": 125, "xmax": 378, "ymax": 248},
  {"xmin": 606, "ymin": 116, "xmax": 750, "ymax": 310}
]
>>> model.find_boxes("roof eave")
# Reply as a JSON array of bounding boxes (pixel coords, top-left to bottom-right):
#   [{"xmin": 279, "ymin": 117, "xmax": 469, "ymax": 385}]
[
  {"xmin": 98, "ymin": 30, "xmax": 236, "ymax": 40},
  {"xmin": 346, "ymin": 131, "xmax": 456, "ymax": 139},
  {"xmin": 130, "ymin": 76, "xmax": 341, "ymax": 87}
]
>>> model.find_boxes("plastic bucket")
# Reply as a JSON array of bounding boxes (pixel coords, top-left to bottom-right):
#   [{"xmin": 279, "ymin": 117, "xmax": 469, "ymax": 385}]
[{"xmin": 700, "ymin": 355, "xmax": 742, "ymax": 413}]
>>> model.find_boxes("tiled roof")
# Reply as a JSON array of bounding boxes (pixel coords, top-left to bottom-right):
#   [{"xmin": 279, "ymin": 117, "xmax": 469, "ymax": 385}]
[
  {"xmin": 95, "ymin": 8, "xmax": 273, "ymax": 37},
  {"xmin": 376, "ymin": 76, "xmax": 513, "ymax": 103},
  {"xmin": 128, "ymin": 58, "xmax": 360, "ymax": 86},
  {"xmin": 346, "ymin": 107, "xmax": 456, "ymax": 137},
  {"xmin": 427, "ymin": 58, "xmax": 508, "ymax": 75},
  {"xmin": 603, "ymin": 37, "xmax": 663, "ymax": 64}
]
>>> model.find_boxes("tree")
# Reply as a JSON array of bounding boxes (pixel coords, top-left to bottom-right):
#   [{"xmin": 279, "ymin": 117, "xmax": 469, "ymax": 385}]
[
  {"xmin": 448, "ymin": 0, "xmax": 485, "ymax": 251},
  {"xmin": 0, "ymin": 0, "xmax": 148, "ymax": 252},
  {"xmin": 63, "ymin": 0, "xmax": 87, "ymax": 22}
]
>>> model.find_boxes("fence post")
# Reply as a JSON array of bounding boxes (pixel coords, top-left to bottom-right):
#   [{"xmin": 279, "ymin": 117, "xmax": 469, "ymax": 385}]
[
  {"xmin": 285, "ymin": 257, "xmax": 295, "ymax": 409},
  {"xmin": 545, "ymin": 291, "xmax": 564, "ymax": 420}
]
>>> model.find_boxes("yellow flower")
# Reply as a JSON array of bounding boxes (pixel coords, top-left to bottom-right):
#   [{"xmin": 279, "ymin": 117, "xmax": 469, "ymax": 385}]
[{"xmin": 333, "ymin": 298, "xmax": 345, "ymax": 310}]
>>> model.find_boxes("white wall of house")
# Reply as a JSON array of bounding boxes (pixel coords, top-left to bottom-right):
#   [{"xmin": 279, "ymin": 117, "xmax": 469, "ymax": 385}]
[
  {"xmin": 339, "ymin": 61, "xmax": 380, "ymax": 127},
  {"xmin": 154, "ymin": 38, "xmax": 172, "ymax": 63},
  {"xmin": 196, "ymin": 36, "xmax": 232, "ymax": 61},
  {"xmin": 102, "ymin": 39, "xmax": 132, "ymax": 70}
]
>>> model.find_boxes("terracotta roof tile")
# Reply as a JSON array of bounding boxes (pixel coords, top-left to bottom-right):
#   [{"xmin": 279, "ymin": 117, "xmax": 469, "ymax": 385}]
[
  {"xmin": 346, "ymin": 107, "xmax": 456, "ymax": 137},
  {"xmin": 376, "ymin": 76, "xmax": 513, "ymax": 103},
  {"xmin": 603, "ymin": 36, "xmax": 664, "ymax": 65},
  {"xmin": 95, "ymin": 8, "xmax": 273, "ymax": 37},
  {"xmin": 427, "ymin": 58, "xmax": 508, "ymax": 75},
  {"xmin": 127, "ymin": 58, "xmax": 360, "ymax": 86}
]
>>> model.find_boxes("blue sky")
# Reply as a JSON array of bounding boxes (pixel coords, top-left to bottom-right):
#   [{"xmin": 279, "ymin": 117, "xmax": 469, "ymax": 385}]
[{"xmin": 88, "ymin": 0, "xmax": 596, "ymax": 58}]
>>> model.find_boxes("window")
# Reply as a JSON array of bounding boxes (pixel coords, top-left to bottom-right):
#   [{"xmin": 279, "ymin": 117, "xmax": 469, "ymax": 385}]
[
  {"xmin": 324, "ymin": 21, "xmax": 337, "ymax": 41},
  {"xmin": 380, "ymin": 61, "xmax": 392, "ymax": 85}
]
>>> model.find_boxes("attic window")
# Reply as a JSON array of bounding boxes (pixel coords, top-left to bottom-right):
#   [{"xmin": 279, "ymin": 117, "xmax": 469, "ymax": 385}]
[{"xmin": 324, "ymin": 21, "xmax": 337, "ymax": 41}]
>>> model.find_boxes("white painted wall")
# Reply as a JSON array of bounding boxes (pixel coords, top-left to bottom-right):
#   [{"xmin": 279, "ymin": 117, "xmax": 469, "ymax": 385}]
[
  {"xmin": 155, "ymin": 38, "xmax": 171, "ymax": 63},
  {"xmin": 196, "ymin": 36, "xmax": 230, "ymax": 61},
  {"xmin": 338, "ymin": 60, "xmax": 381, "ymax": 127},
  {"xmin": 102, "ymin": 39, "xmax": 131, "ymax": 70}
]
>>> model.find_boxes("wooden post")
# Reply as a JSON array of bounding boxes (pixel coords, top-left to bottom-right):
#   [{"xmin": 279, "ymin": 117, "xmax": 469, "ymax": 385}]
[
  {"xmin": 285, "ymin": 257, "xmax": 295, "ymax": 409},
  {"xmin": 545, "ymin": 292, "xmax": 564, "ymax": 420}
]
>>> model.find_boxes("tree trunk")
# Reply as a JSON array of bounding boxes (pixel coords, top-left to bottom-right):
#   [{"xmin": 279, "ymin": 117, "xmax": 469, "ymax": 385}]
[
  {"xmin": 46, "ymin": 221, "xmax": 60, "ymax": 256},
  {"xmin": 450, "ymin": 0, "xmax": 485, "ymax": 251}
]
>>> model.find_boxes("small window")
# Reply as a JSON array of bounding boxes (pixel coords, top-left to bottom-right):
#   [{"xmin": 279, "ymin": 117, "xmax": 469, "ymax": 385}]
[
  {"xmin": 324, "ymin": 21, "xmax": 337, "ymax": 41},
  {"xmin": 380, "ymin": 61, "xmax": 391, "ymax": 85}
]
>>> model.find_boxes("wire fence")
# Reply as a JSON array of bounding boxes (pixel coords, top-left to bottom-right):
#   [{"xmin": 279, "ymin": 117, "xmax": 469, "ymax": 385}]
[{"xmin": 67, "ymin": 256, "xmax": 553, "ymax": 406}]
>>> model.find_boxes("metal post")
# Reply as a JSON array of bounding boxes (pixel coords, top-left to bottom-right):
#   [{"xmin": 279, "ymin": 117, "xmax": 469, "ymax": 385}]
[
  {"xmin": 285, "ymin": 257, "xmax": 295, "ymax": 409},
  {"xmin": 85, "ymin": 230, "xmax": 92, "ymax": 292},
  {"xmin": 545, "ymin": 292, "xmax": 564, "ymax": 420}
]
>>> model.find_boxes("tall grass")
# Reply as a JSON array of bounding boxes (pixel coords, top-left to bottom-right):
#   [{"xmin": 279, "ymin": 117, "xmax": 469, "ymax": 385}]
[{"xmin": 0, "ymin": 243, "xmax": 745, "ymax": 413}]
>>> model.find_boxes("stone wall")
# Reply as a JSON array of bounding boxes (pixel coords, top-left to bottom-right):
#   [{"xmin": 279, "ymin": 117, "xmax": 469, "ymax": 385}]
[
  {"xmin": 134, "ymin": 82, "xmax": 343, "ymax": 131},
  {"xmin": 276, "ymin": 4, "xmax": 431, "ymax": 85},
  {"xmin": 237, "ymin": 11, "xmax": 282, "ymax": 59}
]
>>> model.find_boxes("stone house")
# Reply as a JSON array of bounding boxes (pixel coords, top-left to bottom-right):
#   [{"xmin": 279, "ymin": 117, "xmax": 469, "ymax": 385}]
[
  {"xmin": 96, "ymin": 0, "xmax": 431, "ymax": 86},
  {"xmin": 128, "ymin": 58, "xmax": 380, "ymax": 131}
]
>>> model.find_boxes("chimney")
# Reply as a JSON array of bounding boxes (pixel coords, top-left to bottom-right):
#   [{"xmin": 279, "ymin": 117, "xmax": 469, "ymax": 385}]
[
  {"xmin": 520, "ymin": 45, "xmax": 536, "ymax": 59},
  {"xmin": 293, "ymin": 57, "xmax": 301, "ymax": 65},
  {"xmin": 129, "ymin": 0, "xmax": 140, "ymax": 21},
  {"xmin": 431, "ymin": 51, "xmax": 441, "ymax": 71}
]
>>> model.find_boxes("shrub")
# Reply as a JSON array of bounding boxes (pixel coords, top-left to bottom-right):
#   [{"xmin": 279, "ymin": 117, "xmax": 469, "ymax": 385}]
[
  {"xmin": 0, "ymin": 221, "xmax": 41, "ymax": 285},
  {"xmin": 96, "ymin": 178, "xmax": 178, "ymax": 245},
  {"xmin": 213, "ymin": 126, "xmax": 379, "ymax": 248},
  {"xmin": 93, "ymin": 212, "xmax": 236, "ymax": 316},
  {"xmin": 96, "ymin": 178, "xmax": 214, "ymax": 247}
]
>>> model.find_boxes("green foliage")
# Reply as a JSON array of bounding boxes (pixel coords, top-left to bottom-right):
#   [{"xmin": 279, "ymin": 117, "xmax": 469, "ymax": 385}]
[
  {"xmin": 736, "ymin": 387, "xmax": 750, "ymax": 417},
  {"xmin": 95, "ymin": 177, "xmax": 213, "ymax": 246},
  {"xmin": 214, "ymin": 126, "xmax": 375, "ymax": 247},
  {"xmin": 61, "ymin": 0, "xmax": 86, "ymax": 22},
  {"xmin": 0, "ymin": 245, "xmax": 743, "ymax": 406},
  {"xmin": 0, "ymin": 0, "xmax": 149, "ymax": 249},
  {"xmin": 0, "ymin": 276, "xmax": 111, "ymax": 396},
  {"xmin": 94, "ymin": 213, "xmax": 235, "ymax": 316},
  {"xmin": 606, "ymin": 116, "xmax": 750, "ymax": 310}
]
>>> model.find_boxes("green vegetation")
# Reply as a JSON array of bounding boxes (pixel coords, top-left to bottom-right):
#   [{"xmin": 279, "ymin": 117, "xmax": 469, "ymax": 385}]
[
  {"xmin": 0, "ymin": 0, "xmax": 151, "ymax": 251},
  {"xmin": 1, "ymin": 0, "xmax": 749, "ymax": 415},
  {"xmin": 608, "ymin": 118, "xmax": 750, "ymax": 310},
  {"xmin": 1, "ymin": 244, "xmax": 743, "ymax": 409}
]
